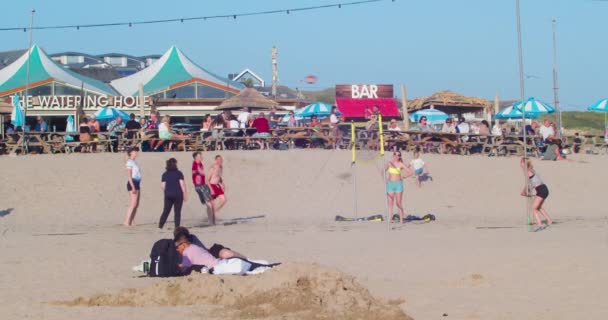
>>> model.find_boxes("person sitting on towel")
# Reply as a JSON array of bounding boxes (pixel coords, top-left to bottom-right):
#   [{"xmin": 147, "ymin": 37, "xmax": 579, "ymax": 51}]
[{"xmin": 173, "ymin": 227, "xmax": 246, "ymax": 265}]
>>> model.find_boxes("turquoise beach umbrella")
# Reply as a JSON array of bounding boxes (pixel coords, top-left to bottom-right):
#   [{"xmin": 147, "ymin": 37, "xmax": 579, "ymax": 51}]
[{"xmin": 10, "ymin": 95, "xmax": 24, "ymax": 127}]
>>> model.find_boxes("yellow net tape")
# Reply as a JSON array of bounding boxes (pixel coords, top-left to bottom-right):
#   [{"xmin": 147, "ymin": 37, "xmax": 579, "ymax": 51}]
[{"xmin": 352, "ymin": 115, "xmax": 384, "ymax": 165}]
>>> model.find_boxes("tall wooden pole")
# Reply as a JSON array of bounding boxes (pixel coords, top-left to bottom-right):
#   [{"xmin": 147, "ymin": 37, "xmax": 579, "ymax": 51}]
[
  {"xmin": 271, "ymin": 47, "xmax": 278, "ymax": 99},
  {"xmin": 516, "ymin": 0, "xmax": 532, "ymax": 231},
  {"xmin": 400, "ymin": 84, "xmax": 409, "ymax": 130},
  {"xmin": 22, "ymin": 9, "xmax": 35, "ymax": 152},
  {"xmin": 139, "ymin": 83, "xmax": 145, "ymax": 119},
  {"xmin": 552, "ymin": 18, "xmax": 562, "ymax": 139}
]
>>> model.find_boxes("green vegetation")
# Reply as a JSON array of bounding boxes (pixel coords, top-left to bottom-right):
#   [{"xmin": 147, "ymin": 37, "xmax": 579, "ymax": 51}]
[
  {"xmin": 302, "ymin": 88, "xmax": 335, "ymax": 104},
  {"xmin": 540, "ymin": 111, "xmax": 607, "ymax": 135}
]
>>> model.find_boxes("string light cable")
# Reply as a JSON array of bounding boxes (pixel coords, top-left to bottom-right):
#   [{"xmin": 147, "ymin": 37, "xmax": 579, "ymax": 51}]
[{"xmin": 0, "ymin": 0, "xmax": 396, "ymax": 32}]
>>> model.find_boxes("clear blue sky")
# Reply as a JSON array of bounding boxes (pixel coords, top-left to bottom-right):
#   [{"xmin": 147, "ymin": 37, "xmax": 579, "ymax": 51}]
[{"xmin": 2, "ymin": 0, "xmax": 606, "ymax": 110}]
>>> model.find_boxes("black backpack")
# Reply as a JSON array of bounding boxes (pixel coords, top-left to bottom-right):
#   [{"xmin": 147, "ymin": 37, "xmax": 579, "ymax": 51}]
[{"xmin": 148, "ymin": 239, "xmax": 182, "ymax": 277}]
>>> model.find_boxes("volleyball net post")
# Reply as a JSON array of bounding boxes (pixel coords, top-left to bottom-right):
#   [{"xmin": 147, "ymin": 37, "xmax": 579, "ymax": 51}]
[
  {"xmin": 378, "ymin": 115, "xmax": 391, "ymax": 232},
  {"xmin": 351, "ymin": 121, "xmax": 358, "ymax": 219}
]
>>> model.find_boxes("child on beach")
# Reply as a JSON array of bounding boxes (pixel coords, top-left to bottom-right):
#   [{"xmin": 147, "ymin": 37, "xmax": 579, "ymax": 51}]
[
  {"xmin": 520, "ymin": 158, "xmax": 553, "ymax": 230},
  {"xmin": 409, "ymin": 151, "xmax": 430, "ymax": 188}
]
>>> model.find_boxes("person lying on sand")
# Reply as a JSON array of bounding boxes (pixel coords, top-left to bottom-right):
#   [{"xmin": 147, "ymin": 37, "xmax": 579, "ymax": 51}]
[
  {"xmin": 173, "ymin": 227, "xmax": 246, "ymax": 261},
  {"xmin": 174, "ymin": 230, "xmax": 278, "ymax": 274}
]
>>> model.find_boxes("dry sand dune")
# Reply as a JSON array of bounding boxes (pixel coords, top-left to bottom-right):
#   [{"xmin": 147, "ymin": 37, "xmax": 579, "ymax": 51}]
[{"xmin": 1, "ymin": 150, "xmax": 607, "ymax": 319}]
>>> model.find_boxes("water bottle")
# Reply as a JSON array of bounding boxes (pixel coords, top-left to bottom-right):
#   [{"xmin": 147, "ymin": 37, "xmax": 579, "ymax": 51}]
[{"xmin": 143, "ymin": 261, "xmax": 150, "ymax": 273}]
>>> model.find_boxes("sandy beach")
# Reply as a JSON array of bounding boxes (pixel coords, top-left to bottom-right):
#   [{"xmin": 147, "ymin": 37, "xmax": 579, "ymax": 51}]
[{"xmin": 1, "ymin": 150, "xmax": 607, "ymax": 319}]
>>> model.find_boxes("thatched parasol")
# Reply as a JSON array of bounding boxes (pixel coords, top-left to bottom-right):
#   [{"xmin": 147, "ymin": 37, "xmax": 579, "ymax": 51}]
[
  {"xmin": 409, "ymin": 90, "xmax": 490, "ymax": 114},
  {"xmin": 217, "ymin": 88, "xmax": 281, "ymax": 111}
]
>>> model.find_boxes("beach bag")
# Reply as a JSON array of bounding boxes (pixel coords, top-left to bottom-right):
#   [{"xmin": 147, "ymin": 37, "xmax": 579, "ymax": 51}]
[
  {"xmin": 211, "ymin": 258, "xmax": 252, "ymax": 275},
  {"xmin": 148, "ymin": 239, "xmax": 182, "ymax": 277}
]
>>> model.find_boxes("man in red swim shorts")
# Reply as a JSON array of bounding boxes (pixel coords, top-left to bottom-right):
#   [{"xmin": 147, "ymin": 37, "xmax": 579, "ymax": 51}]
[{"xmin": 208, "ymin": 155, "xmax": 227, "ymax": 214}]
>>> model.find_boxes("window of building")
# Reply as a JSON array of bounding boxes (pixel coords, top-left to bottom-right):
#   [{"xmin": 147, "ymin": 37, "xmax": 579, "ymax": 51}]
[
  {"xmin": 196, "ymin": 83, "xmax": 231, "ymax": 99},
  {"xmin": 165, "ymin": 84, "xmax": 196, "ymax": 99},
  {"xmin": 103, "ymin": 56, "xmax": 127, "ymax": 67},
  {"xmin": 54, "ymin": 83, "xmax": 82, "ymax": 96},
  {"xmin": 29, "ymin": 84, "xmax": 53, "ymax": 96}
]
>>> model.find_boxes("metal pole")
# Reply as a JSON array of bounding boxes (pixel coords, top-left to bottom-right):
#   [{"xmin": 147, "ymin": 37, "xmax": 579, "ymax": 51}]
[
  {"xmin": 516, "ymin": 0, "xmax": 532, "ymax": 230},
  {"xmin": 552, "ymin": 18, "xmax": 562, "ymax": 139},
  {"xmin": 22, "ymin": 9, "xmax": 35, "ymax": 152},
  {"xmin": 351, "ymin": 121, "xmax": 358, "ymax": 219}
]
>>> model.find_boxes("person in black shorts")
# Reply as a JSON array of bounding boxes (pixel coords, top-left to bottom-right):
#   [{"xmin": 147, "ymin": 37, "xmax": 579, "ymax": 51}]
[
  {"xmin": 173, "ymin": 227, "xmax": 246, "ymax": 259},
  {"xmin": 521, "ymin": 158, "xmax": 553, "ymax": 229}
]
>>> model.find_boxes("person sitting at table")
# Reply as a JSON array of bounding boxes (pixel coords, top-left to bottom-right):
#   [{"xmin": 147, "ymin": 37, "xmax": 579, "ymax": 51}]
[
  {"xmin": 6, "ymin": 124, "xmax": 15, "ymax": 135},
  {"xmin": 456, "ymin": 117, "xmax": 470, "ymax": 142},
  {"xmin": 572, "ymin": 132, "xmax": 582, "ymax": 154},
  {"xmin": 492, "ymin": 122, "xmax": 503, "ymax": 136},
  {"xmin": 388, "ymin": 119, "xmax": 401, "ymax": 132},
  {"xmin": 441, "ymin": 118, "xmax": 456, "ymax": 134},
  {"xmin": 35, "ymin": 116, "xmax": 48, "ymax": 132},
  {"xmin": 88, "ymin": 115, "xmax": 100, "ymax": 133},
  {"xmin": 479, "ymin": 120, "xmax": 490, "ymax": 136},
  {"xmin": 539, "ymin": 119, "xmax": 555, "ymax": 143},
  {"xmin": 146, "ymin": 112, "xmax": 161, "ymax": 151},
  {"xmin": 157, "ymin": 115, "xmax": 188, "ymax": 151},
  {"xmin": 269, "ymin": 107, "xmax": 281, "ymax": 130},
  {"xmin": 210, "ymin": 114, "xmax": 226, "ymax": 150},
  {"xmin": 286, "ymin": 111, "xmax": 298, "ymax": 128},
  {"xmin": 108, "ymin": 116, "xmax": 126, "ymax": 152},
  {"xmin": 417, "ymin": 116, "xmax": 433, "ymax": 132},
  {"xmin": 125, "ymin": 113, "xmax": 141, "ymax": 141},
  {"xmin": 251, "ymin": 112, "xmax": 271, "ymax": 149},
  {"xmin": 79, "ymin": 117, "xmax": 92, "ymax": 153}
]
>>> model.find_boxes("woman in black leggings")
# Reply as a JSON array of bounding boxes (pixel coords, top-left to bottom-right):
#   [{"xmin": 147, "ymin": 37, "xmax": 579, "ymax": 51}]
[{"xmin": 159, "ymin": 158, "xmax": 188, "ymax": 229}]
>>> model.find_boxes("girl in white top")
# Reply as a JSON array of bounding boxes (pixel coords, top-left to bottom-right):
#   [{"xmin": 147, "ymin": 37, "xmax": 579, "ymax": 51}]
[
  {"xmin": 409, "ymin": 151, "xmax": 430, "ymax": 188},
  {"xmin": 124, "ymin": 147, "xmax": 141, "ymax": 226}
]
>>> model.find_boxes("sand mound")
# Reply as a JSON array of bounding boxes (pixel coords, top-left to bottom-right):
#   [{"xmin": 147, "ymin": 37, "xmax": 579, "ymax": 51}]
[{"xmin": 57, "ymin": 263, "xmax": 410, "ymax": 320}]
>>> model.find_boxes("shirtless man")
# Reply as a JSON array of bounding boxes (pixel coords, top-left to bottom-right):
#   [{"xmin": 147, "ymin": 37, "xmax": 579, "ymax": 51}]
[{"xmin": 208, "ymin": 155, "xmax": 227, "ymax": 214}]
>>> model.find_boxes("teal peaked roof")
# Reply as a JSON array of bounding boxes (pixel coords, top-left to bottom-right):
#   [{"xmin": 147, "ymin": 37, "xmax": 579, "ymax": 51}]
[
  {"xmin": 110, "ymin": 46, "xmax": 244, "ymax": 96},
  {"xmin": 0, "ymin": 45, "xmax": 116, "ymax": 96}
]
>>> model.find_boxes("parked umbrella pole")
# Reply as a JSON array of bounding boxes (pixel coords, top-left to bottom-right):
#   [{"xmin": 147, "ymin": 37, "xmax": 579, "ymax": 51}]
[
  {"xmin": 351, "ymin": 121, "xmax": 358, "ymax": 219},
  {"xmin": 378, "ymin": 115, "xmax": 390, "ymax": 231},
  {"xmin": 515, "ymin": 0, "xmax": 532, "ymax": 230},
  {"xmin": 22, "ymin": 10, "xmax": 35, "ymax": 152}
]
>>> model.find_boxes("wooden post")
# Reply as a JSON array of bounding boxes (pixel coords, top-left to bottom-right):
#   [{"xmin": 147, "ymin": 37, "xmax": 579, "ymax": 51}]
[
  {"xmin": 139, "ymin": 83, "xmax": 145, "ymax": 119},
  {"xmin": 400, "ymin": 84, "xmax": 409, "ymax": 130}
]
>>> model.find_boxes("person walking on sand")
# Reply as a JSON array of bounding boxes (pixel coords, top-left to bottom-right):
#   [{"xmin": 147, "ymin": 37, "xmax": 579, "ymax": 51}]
[
  {"xmin": 386, "ymin": 151, "xmax": 411, "ymax": 224},
  {"xmin": 192, "ymin": 152, "xmax": 215, "ymax": 225},
  {"xmin": 159, "ymin": 158, "xmax": 187, "ymax": 229},
  {"xmin": 520, "ymin": 158, "xmax": 553, "ymax": 230},
  {"xmin": 409, "ymin": 151, "xmax": 430, "ymax": 188},
  {"xmin": 123, "ymin": 147, "xmax": 141, "ymax": 226},
  {"xmin": 208, "ymin": 155, "xmax": 227, "ymax": 215}
]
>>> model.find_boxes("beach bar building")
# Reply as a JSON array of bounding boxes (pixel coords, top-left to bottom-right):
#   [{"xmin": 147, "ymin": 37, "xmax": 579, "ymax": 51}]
[
  {"xmin": 0, "ymin": 45, "xmax": 299, "ymax": 130},
  {"xmin": 409, "ymin": 90, "xmax": 491, "ymax": 120}
]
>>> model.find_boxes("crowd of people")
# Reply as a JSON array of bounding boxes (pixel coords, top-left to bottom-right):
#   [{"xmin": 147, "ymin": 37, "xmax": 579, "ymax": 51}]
[{"xmin": 123, "ymin": 148, "xmax": 227, "ymax": 228}]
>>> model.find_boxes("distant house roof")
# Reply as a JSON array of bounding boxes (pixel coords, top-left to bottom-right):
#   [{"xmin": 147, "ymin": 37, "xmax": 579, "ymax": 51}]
[
  {"xmin": 255, "ymin": 85, "xmax": 301, "ymax": 100},
  {"xmin": 110, "ymin": 46, "xmax": 244, "ymax": 96},
  {"xmin": 0, "ymin": 49, "xmax": 27, "ymax": 71},
  {"xmin": 232, "ymin": 68, "xmax": 265, "ymax": 87},
  {"xmin": 0, "ymin": 45, "xmax": 116, "ymax": 96}
]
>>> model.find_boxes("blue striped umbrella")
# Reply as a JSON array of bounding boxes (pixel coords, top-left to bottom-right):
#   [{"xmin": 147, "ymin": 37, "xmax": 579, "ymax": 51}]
[
  {"xmin": 409, "ymin": 109, "xmax": 449, "ymax": 124},
  {"xmin": 495, "ymin": 105, "xmax": 539, "ymax": 119},
  {"xmin": 587, "ymin": 99, "xmax": 608, "ymax": 128},
  {"xmin": 10, "ymin": 95, "xmax": 24, "ymax": 127},
  {"xmin": 295, "ymin": 102, "xmax": 339, "ymax": 117},
  {"xmin": 587, "ymin": 99, "xmax": 608, "ymax": 112},
  {"xmin": 94, "ymin": 107, "xmax": 130, "ymax": 123},
  {"xmin": 281, "ymin": 113, "xmax": 304, "ymax": 123},
  {"xmin": 513, "ymin": 97, "xmax": 555, "ymax": 116}
]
